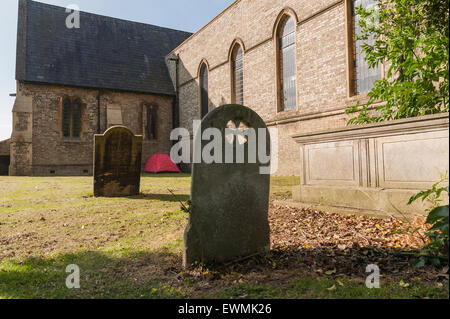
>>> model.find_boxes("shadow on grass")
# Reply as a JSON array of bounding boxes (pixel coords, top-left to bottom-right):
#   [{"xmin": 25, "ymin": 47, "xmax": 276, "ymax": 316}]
[
  {"xmin": 0, "ymin": 248, "xmax": 185, "ymax": 299},
  {"xmin": 1, "ymin": 244, "xmax": 447, "ymax": 299},
  {"xmin": 142, "ymin": 173, "xmax": 191, "ymax": 178},
  {"xmin": 129, "ymin": 193, "xmax": 190, "ymax": 203}
]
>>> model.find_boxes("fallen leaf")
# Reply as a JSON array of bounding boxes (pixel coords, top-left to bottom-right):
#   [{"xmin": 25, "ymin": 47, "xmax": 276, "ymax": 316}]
[
  {"xmin": 327, "ymin": 285, "xmax": 336, "ymax": 291},
  {"xmin": 325, "ymin": 269, "xmax": 337, "ymax": 275}
]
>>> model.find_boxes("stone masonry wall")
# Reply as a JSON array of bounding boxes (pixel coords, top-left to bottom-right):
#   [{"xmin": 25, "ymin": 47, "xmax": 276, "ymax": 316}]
[
  {"xmin": 0, "ymin": 139, "xmax": 10, "ymax": 156},
  {"xmin": 169, "ymin": 0, "xmax": 376, "ymax": 176},
  {"xmin": 0, "ymin": 139, "xmax": 10, "ymax": 176},
  {"xmin": 16, "ymin": 82, "xmax": 174, "ymax": 176}
]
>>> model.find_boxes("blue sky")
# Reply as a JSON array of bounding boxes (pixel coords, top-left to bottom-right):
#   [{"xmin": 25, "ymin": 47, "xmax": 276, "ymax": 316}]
[{"xmin": 0, "ymin": 0, "xmax": 233, "ymax": 141}]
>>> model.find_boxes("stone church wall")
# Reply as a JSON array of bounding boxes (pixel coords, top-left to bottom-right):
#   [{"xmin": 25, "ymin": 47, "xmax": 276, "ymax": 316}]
[
  {"xmin": 169, "ymin": 0, "xmax": 371, "ymax": 176},
  {"xmin": 0, "ymin": 139, "xmax": 9, "ymax": 156},
  {"xmin": 0, "ymin": 139, "xmax": 10, "ymax": 176},
  {"xmin": 13, "ymin": 82, "xmax": 173, "ymax": 176}
]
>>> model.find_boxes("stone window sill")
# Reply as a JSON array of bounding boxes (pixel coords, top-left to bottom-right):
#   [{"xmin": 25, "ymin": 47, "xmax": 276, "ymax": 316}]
[
  {"xmin": 267, "ymin": 94, "xmax": 380, "ymax": 125},
  {"xmin": 61, "ymin": 138, "xmax": 83, "ymax": 143},
  {"xmin": 347, "ymin": 93, "xmax": 370, "ymax": 105},
  {"xmin": 143, "ymin": 139, "xmax": 159, "ymax": 144},
  {"xmin": 275, "ymin": 108, "xmax": 297, "ymax": 118}
]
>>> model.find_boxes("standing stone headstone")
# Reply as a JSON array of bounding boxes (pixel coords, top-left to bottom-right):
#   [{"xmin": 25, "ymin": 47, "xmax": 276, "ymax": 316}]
[
  {"xmin": 94, "ymin": 126, "xmax": 143, "ymax": 197},
  {"xmin": 184, "ymin": 104, "xmax": 271, "ymax": 267}
]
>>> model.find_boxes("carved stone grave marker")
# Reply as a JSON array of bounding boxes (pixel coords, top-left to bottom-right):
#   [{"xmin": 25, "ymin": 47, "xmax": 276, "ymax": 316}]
[
  {"xmin": 184, "ymin": 104, "xmax": 271, "ymax": 267},
  {"xmin": 94, "ymin": 126, "xmax": 142, "ymax": 197}
]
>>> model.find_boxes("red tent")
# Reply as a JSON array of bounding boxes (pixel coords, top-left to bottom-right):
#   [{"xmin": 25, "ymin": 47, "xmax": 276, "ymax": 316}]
[{"xmin": 144, "ymin": 154, "xmax": 181, "ymax": 173}]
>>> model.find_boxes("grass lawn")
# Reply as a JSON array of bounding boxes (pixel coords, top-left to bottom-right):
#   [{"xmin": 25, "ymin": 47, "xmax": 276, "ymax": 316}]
[{"xmin": 0, "ymin": 174, "xmax": 448, "ymax": 299}]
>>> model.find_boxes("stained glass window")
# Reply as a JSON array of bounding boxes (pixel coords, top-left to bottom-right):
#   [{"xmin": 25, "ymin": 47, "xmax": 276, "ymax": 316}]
[
  {"xmin": 353, "ymin": 0, "xmax": 381, "ymax": 95},
  {"xmin": 200, "ymin": 63, "xmax": 209, "ymax": 118},
  {"xmin": 72, "ymin": 99, "xmax": 81, "ymax": 138},
  {"xmin": 279, "ymin": 17, "xmax": 297, "ymax": 111},
  {"xmin": 232, "ymin": 45, "xmax": 244, "ymax": 105},
  {"xmin": 62, "ymin": 98, "xmax": 71, "ymax": 137},
  {"xmin": 62, "ymin": 98, "xmax": 82, "ymax": 138},
  {"xmin": 144, "ymin": 104, "xmax": 158, "ymax": 140},
  {"xmin": 151, "ymin": 105, "xmax": 158, "ymax": 140}
]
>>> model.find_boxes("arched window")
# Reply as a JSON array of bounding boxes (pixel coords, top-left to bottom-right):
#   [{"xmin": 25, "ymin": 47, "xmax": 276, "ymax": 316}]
[
  {"xmin": 278, "ymin": 16, "xmax": 297, "ymax": 111},
  {"xmin": 199, "ymin": 63, "xmax": 209, "ymax": 118},
  {"xmin": 61, "ymin": 97, "xmax": 82, "ymax": 138},
  {"xmin": 72, "ymin": 99, "xmax": 82, "ymax": 138},
  {"xmin": 144, "ymin": 104, "xmax": 158, "ymax": 140},
  {"xmin": 352, "ymin": 0, "xmax": 381, "ymax": 95},
  {"xmin": 62, "ymin": 97, "xmax": 71, "ymax": 137},
  {"xmin": 232, "ymin": 44, "xmax": 244, "ymax": 105}
]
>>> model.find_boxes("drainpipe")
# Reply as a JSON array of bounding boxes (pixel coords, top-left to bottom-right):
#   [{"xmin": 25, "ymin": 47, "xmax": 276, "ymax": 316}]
[
  {"xmin": 169, "ymin": 55, "xmax": 180, "ymax": 131},
  {"xmin": 97, "ymin": 90, "xmax": 103, "ymax": 134}
]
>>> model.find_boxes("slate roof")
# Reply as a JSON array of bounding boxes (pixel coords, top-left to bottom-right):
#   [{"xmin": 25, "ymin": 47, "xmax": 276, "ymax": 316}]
[{"xmin": 16, "ymin": 0, "xmax": 192, "ymax": 96}]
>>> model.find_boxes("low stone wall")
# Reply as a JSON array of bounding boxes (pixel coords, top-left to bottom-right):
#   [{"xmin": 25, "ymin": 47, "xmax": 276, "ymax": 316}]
[
  {"xmin": 32, "ymin": 164, "xmax": 92, "ymax": 176},
  {"xmin": 292, "ymin": 113, "xmax": 449, "ymax": 217}
]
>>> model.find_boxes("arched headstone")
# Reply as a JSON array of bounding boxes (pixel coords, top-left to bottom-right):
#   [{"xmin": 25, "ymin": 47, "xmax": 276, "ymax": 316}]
[
  {"xmin": 184, "ymin": 104, "xmax": 271, "ymax": 267},
  {"xmin": 94, "ymin": 126, "xmax": 143, "ymax": 197}
]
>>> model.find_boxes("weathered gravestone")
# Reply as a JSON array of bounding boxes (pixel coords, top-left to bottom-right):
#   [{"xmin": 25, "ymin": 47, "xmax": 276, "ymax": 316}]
[
  {"xmin": 94, "ymin": 126, "xmax": 143, "ymax": 197},
  {"xmin": 184, "ymin": 104, "xmax": 271, "ymax": 267}
]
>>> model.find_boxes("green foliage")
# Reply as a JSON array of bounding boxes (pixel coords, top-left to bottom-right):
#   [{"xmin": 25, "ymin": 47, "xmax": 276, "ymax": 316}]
[
  {"xmin": 346, "ymin": 0, "xmax": 449, "ymax": 124},
  {"xmin": 408, "ymin": 173, "xmax": 450, "ymax": 207},
  {"xmin": 408, "ymin": 173, "xmax": 449, "ymax": 267}
]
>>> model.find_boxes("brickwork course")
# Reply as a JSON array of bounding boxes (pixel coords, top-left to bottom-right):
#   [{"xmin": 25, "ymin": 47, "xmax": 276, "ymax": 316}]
[
  {"xmin": 9, "ymin": 0, "xmax": 379, "ymax": 176},
  {"xmin": 169, "ymin": 0, "xmax": 376, "ymax": 176}
]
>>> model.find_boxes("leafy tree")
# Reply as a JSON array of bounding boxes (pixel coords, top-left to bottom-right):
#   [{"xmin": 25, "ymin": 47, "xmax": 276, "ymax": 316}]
[{"xmin": 346, "ymin": 0, "xmax": 449, "ymax": 124}]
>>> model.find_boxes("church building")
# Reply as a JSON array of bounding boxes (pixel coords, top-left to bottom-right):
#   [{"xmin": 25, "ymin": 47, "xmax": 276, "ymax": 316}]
[
  {"xmin": 4, "ymin": 0, "xmax": 385, "ymax": 177},
  {"xmin": 6, "ymin": 0, "xmax": 191, "ymax": 176},
  {"xmin": 2, "ymin": 0, "xmax": 448, "ymax": 215}
]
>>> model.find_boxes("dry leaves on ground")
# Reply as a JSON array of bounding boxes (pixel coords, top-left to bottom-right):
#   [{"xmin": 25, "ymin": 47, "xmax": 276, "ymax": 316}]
[{"xmin": 184, "ymin": 204, "xmax": 446, "ymax": 288}]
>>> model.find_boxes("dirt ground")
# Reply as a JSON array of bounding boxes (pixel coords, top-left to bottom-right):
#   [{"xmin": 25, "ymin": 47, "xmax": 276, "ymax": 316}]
[{"xmin": 0, "ymin": 175, "xmax": 448, "ymax": 299}]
